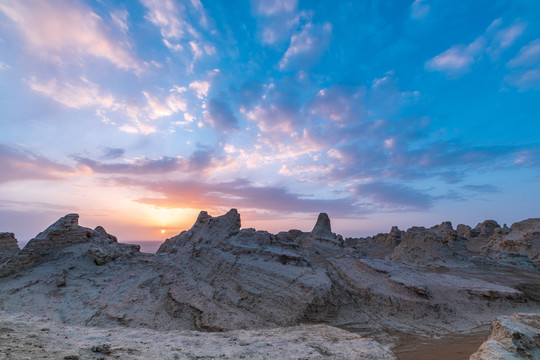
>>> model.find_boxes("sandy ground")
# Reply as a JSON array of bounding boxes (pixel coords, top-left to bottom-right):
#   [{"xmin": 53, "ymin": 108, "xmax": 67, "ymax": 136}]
[
  {"xmin": 391, "ymin": 330, "xmax": 490, "ymax": 360},
  {"xmin": 0, "ymin": 312, "xmax": 396, "ymax": 360}
]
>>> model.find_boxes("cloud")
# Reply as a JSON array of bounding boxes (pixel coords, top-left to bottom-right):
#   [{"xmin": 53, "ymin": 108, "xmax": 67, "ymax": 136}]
[
  {"xmin": 203, "ymin": 99, "xmax": 239, "ymax": 132},
  {"xmin": 75, "ymin": 149, "xmax": 226, "ymax": 175},
  {"xmin": 100, "ymin": 148, "xmax": 125, "ymax": 160},
  {"xmin": 505, "ymin": 68, "xmax": 540, "ymax": 90},
  {"xmin": 505, "ymin": 39, "xmax": 540, "ymax": 90},
  {"xmin": 353, "ymin": 181, "xmax": 434, "ymax": 211},
  {"xmin": 28, "ymin": 77, "xmax": 191, "ymax": 134},
  {"xmin": 425, "ymin": 37, "xmax": 484, "ymax": 74},
  {"xmin": 110, "ymin": 8, "xmax": 129, "ymax": 33},
  {"xmin": 279, "ymin": 22, "xmax": 332, "ymax": 69},
  {"xmin": 486, "ymin": 20, "xmax": 526, "ymax": 59},
  {"xmin": 426, "ymin": 19, "xmax": 527, "ymax": 76},
  {"xmin": 140, "ymin": 0, "xmax": 183, "ymax": 40},
  {"xmin": 251, "ymin": 0, "xmax": 305, "ymax": 45},
  {"xmin": 308, "ymin": 85, "xmax": 364, "ymax": 123},
  {"xmin": 0, "ymin": 62, "xmax": 10, "ymax": 70},
  {"xmin": 410, "ymin": 0, "xmax": 430, "ymax": 20},
  {"xmin": 0, "ymin": 0, "xmax": 142, "ymax": 72},
  {"xmin": 461, "ymin": 184, "xmax": 499, "ymax": 193},
  {"xmin": 247, "ymin": 103, "xmax": 299, "ymax": 134},
  {"xmin": 110, "ymin": 177, "xmax": 360, "ymax": 217},
  {"xmin": 252, "ymin": 0, "xmax": 297, "ymax": 16},
  {"xmin": 140, "ymin": 0, "xmax": 213, "ymax": 59},
  {"xmin": 189, "ymin": 80, "xmax": 210, "ymax": 99},
  {"xmin": 28, "ymin": 76, "xmax": 117, "ymax": 110},
  {"xmin": 507, "ymin": 39, "xmax": 540, "ymax": 68},
  {"xmin": 0, "ymin": 144, "xmax": 74, "ymax": 184},
  {"xmin": 143, "ymin": 87, "xmax": 187, "ymax": 119}
]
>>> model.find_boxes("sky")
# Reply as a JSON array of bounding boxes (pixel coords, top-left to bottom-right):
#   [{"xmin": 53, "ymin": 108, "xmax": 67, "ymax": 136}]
[{"xmin": 1, "ymin": 0, "xmax": 539, "ymax": 246}]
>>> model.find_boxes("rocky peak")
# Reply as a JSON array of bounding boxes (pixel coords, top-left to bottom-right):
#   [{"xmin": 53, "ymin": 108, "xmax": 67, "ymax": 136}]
[
  {"xmin": 389, "ymin": 226, "xmax": 402, "ymax": 238},
  {"xmin": 432, "ymin": 221, "xmax": 457, "ymax": 243},
  {"xmin": 311, "ymin": 213, "xmax": 332, "ymax": 236},
  {"xmin": 158, "ymin": 209, "xmax": 241, "ymax": 253}
]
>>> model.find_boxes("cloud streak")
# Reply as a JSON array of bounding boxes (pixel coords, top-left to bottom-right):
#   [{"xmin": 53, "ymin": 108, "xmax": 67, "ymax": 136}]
[{"xmin": 110, "ymin": 177, "xmax": 361, "ymax": 217}]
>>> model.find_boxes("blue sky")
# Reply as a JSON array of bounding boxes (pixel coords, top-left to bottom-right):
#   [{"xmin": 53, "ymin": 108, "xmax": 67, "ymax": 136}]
[{"xmin": 0, "ymin": 0, "xmax": 539, "ymax": 244}]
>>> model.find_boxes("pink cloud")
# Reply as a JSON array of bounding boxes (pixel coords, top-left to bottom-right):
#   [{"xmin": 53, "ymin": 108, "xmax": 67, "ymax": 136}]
[{"xmin": 0, "ymin": 0, "xmax": 142, "ymax": 72}]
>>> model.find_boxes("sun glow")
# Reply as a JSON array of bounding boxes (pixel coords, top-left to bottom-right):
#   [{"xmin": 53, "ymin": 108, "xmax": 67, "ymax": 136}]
[{"xmin": 161, "ymin": 229, "xmax": 165, "ymax": 234}]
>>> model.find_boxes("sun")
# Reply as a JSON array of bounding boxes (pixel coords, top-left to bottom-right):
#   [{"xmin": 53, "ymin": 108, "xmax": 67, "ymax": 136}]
[{"xmin": 161, "ymin": 229, "xmax": 165, "ymax": 234}]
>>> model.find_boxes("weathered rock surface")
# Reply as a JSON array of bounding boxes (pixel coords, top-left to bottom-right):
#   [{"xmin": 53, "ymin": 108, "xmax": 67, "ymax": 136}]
[
  {"xmin": 484, "ymin": 218, "xmax": 540, "ymax": 267},
  {"xmin": 0, "ymin": 232, "xmax": 19, "ymax": 263},
  {"xmin": 0, "ymin": 232, "xmax": 19, "ymax": 252},
  {"xmin": 0, "ymin": 214, "xmax": 138, "ymax": 277},
  {"xmin": 389, "ymin": 222, "xmax": 468, "ymax": 265},
  {"xmin": 469, "ymin": 312, "xmax": 540, "ymax": 360},
  {"xmin": 0, "ymin": 210, "xmax": 539, "ymax": 357}
]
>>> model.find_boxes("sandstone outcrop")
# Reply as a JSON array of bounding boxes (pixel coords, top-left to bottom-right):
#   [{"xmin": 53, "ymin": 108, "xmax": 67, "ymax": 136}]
[{"xmin": 469, "ymin": 312, "xmax": 540, "ymax": 360}]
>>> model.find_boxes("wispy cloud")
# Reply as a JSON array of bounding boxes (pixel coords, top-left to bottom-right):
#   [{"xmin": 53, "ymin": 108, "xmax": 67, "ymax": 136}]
[
  {"xmin": 252, "ymin": 0, "xmax": 297, "ymax": 16},
  {"xmin": 28, "ymin": 76, "xmax": 192, "ymax": 134},
  {"xmin": 28, "ymin": 76, "xmax": 117, "ymax": 110},
  {"xmin": 0, "ymin": 0, "xmax": 142, "ymax": 72},
  {"xmin": 505, "ymin": 39, "xmax": 540, "ymax": 90},
  {"xmin": 353, "ymin": 181, "xmax": 434, "ymax": 211},
  {"xmin": 425, "ymin": 37, "xmax": 484, "ymax": 74},
  {"xmin": 140, "ymin": 0, "xmax": 183, "ymax": 40},
  {"xmin": 140, "ymin": 0, "xmax": 215, "ymax": 66},
  {"xmin": 251, "ymin": 0, "xmax": 305, "ymax": 45},
  {"xmin": 279, "ymin": 22, "xmax": 332, "ymax": 69},
  {"xmin": 75, "ymin": 148, "xmax": 228, "ymax": 175},
  {"xmin": 507, "ymin": 39, "xmax": 540, "ymax": 68},
  {"xmin": 410, "ymin": 0, "xmax": 430, "ymax": 20}
]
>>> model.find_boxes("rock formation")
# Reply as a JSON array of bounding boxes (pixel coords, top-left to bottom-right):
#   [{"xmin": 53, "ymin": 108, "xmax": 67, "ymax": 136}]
[
  {"xmin": 0, "ymin": 210, "xmax": 539, "ymax": 359},
  {"xmin": 389, "ymin": 222, "xmax": 468, "ymax": 265},
  {"xmin": 0, "ymin": 214, "xmax": 139, "ymax": 277},
  {"xmin": 469, "ymin": 313, "xmax": 540, "ymax": 359},
  {"xmin": 0, "ymin": 232, "xmax": 19, "ymax": 252},
  {"xmin": 0, "ymin": 232, "xmax": 19, "ymax": 263},
  {"xmin": 483, "ymin": 218, "xmax": 540, "ymax": 267}
]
